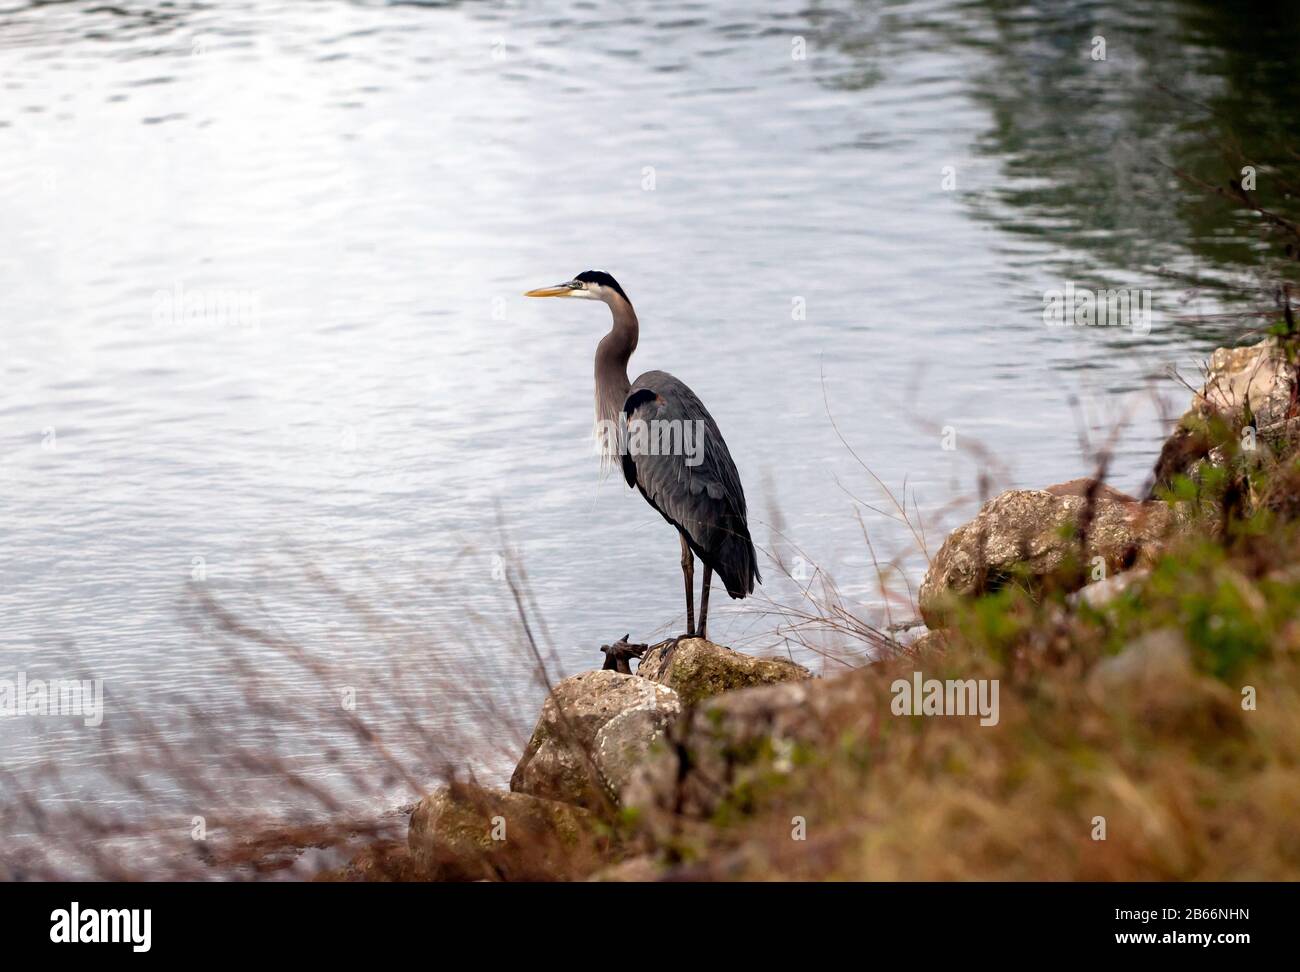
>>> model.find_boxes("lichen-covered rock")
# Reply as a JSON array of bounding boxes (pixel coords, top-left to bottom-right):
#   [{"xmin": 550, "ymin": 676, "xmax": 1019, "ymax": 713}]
[
  {"xmin": 407, "ymin": 784, "xmax": 599, "ymax": 881},
  {"xmin": 593, "ymin": 698, "xmax": 680, "ymax": 799},
  {"xmin": 510, "ymin": 669, "xmax": 679, "ymax": 810},
  {"xmin": 635, "ymin": 638, "xmax": 812, "ymax": 705},
  {"xmin": 918, "ymin": 483, "xmax": 1172, "ymax": 627},
  {"xmin": 623, "ymin": 669, "xmax": 877, "ymax": 839},
  {"xmin": 1194, "ymin": 338, "xmax": 1295, "ymax": 425},
  {"xmin": 1148, "ymin": 337, "xmax": 1298, "ymax": 496}
]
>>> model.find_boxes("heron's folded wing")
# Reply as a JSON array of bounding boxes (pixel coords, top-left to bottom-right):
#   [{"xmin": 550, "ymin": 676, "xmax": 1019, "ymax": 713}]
[{"xmin": 622, "ymin": 371, "xmax": 748, "ymax": 540}]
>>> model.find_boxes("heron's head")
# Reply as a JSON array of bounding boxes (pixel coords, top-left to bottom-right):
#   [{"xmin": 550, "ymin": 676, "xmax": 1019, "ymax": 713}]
[{"xmin": 524, "ymin": 270, "xmax": 630, "ymax": 306}]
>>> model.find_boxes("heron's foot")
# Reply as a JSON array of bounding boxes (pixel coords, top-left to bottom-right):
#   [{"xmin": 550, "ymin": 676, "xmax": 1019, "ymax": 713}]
[
  {"xmin": 655, "ymin": 631, "xmax": 699, "ymax": 667},
  {"xmin": 600, "ymin": 634, "xmax": 649, "ymax": 676}
]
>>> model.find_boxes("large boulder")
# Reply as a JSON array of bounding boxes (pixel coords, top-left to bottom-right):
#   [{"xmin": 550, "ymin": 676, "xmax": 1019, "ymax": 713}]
[
  {"xmin": 510, "ymin": 669, "xmax": 679, "ymax": 810},
  {"xmin": 636, "ymin": 637, "xmax": 812, "ymax": 705},
  {"xmin": 918, "ymin": 480, "xmax": 1172, "ymax": 627},
  {"xmin": 407, "ymin": 784, "xmax": 601, "ymax": 881},
  {"xmin": 1194, "ymin": 338, "xmax": 1295, "ymax": 426},
  {"xmin": 623, "ymin": 669, "xmax": 877, "ymax": 839},
  {"xmin": 1147, "ymin": 337, "xmax": 1298, "ymax": 496},
  {"xmin": 593, "ymin": 702, "xmax": 679, "ymax": 800}
]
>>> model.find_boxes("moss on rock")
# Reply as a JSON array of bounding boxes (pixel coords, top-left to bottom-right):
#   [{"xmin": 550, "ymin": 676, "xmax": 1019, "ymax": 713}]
[{"xmin": 637, "ymin": 638, "xmax": 812, "ymax": 706}]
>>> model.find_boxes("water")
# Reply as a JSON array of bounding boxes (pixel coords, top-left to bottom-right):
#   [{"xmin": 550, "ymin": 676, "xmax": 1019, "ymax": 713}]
[{"xmin": 3, "ymin": 0, "xmax": 1298, "ymax": 816}]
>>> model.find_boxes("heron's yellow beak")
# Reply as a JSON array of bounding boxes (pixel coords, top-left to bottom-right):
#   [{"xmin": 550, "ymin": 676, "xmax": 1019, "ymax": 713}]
[{"xmin": 524, "ymin": 282, "xmax": 577, "ymax": 298}]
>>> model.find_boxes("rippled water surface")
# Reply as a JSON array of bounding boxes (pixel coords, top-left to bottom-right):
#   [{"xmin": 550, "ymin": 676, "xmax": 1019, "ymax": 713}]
[{"xmin": 4, "ymin": 0, "xmax": 1299, "ymax": 810}]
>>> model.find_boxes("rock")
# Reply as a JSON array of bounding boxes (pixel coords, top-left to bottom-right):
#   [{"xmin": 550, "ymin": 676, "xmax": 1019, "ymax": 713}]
[
  {"xmin": 1070, "ymin": 567, "xmax": 1151, "ymax": 610},
  {"xmin": 1044, "ymin": 477, "xmax": 1142, "ymax": 502},
  {"xmin": 1147, "ymin": 337, "xmax": 1298, "ymax": 496},
  {"xmin": 906, "ymin": 628, "xmax": 949, "ymax": 653},
  {"xmin": 623, "ymin": 669, "xmax": 876, "ymax": 837},
  {"xmin": 593, "ymin": 699, "xmax": 680, "ymax": 799},
  {"xmin": 510, "ymin": 669, "xmax": 680, "ymax": 810},
  {"xmin": 918, "ymin": 483, "xmax": 1172, "ymax": 627},
  {"xmin": 635, "ymin": 637, "xmax": 813, "ymax": 705},
  {"xmin": 1086, "ymin": 630, "xmax": 1240, "ymax": 733},
  {"xmin": 1194, "ymin": 338, "xmax": 1295, "ymax": 426},
  {"xmin": 407, "ymin": 784, "xmax": 600, "ymax": 881}
]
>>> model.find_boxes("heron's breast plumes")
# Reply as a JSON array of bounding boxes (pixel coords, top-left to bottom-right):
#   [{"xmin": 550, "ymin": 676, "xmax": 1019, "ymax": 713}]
[{"xmin": 593, "ymin": 385, "xmax": 627, "ymax": 472}]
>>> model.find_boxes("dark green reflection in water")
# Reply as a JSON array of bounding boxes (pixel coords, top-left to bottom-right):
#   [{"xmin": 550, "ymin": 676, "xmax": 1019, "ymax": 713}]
[{"xmin": 816, "ymin": 0, "xmax": 1300, "ymax": 344}]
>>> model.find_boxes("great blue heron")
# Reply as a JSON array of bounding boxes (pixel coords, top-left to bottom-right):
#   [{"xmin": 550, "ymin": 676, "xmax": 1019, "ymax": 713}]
[{"xmin": 525, "ymin": 270, "xmax": 761, "ymax": 643}]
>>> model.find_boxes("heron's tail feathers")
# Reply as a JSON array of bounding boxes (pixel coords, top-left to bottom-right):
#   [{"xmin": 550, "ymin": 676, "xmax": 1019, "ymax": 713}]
[{"xmin": 712, "ymin": 518, "xmax": 762, "ymax": 599}]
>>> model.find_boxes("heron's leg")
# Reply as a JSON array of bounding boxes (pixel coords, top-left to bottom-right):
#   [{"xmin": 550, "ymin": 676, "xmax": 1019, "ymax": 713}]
[
  {"xmin": 698, "ymin": 564, "xmax": 712, "ymax": 642},
  {"xmin": 680, "ymin": 532, "xmax": 696, "ymax": 636}
]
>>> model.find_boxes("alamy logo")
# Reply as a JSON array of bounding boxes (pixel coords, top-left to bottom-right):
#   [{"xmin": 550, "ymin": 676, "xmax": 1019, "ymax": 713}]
[
  {"xmin": 594, "ymin": 418, "xmax": 706, "ymax": 466},
  {"xmin": 1042, "ymin": 283, "xmax": 1152, "ymax": 335},
  {"xmin": 0, "ymin": 673, "xmax": 103, "ymax": 727},
  {"xmin": 152, "ymin": 281, "xmax": 260, "ymax": 330},
  {"xmin": 891, "ymin": 671, "xmax": 1000, "ymax": 726},
  {"xmin": 50, "ymin": 902, "xmax": 151, "ymax": 952}
]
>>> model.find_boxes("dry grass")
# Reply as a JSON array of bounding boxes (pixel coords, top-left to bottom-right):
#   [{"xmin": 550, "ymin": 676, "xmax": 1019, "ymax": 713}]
[
  {"xmin": 643, "ymin": 558, "xmax": 1300, "ymax": 880},
  {"xmin": 0, "ymin": 542, "xmax": 564, "ymax": 881}
]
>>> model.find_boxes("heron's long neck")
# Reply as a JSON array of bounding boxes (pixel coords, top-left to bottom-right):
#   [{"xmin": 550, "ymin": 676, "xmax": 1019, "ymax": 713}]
[
  {"xmin": 593, "ymin": 297, "xmax": 638, "ymax": 467},
  {"xmin": 594, "ymin": 297, "xmax": 638, "ymax": 427}
]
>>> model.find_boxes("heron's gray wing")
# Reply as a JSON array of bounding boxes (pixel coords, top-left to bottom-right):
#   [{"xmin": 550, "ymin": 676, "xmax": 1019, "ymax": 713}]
[{"xmin": 623, "ymin": 370, "xmax": 759, "ymax": 596}]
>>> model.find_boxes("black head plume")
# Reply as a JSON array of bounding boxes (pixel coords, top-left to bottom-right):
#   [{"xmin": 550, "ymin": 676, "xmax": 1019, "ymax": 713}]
[{"xmin": 574, "ymin": 270, "xmax": 630, "ymax": 303}]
